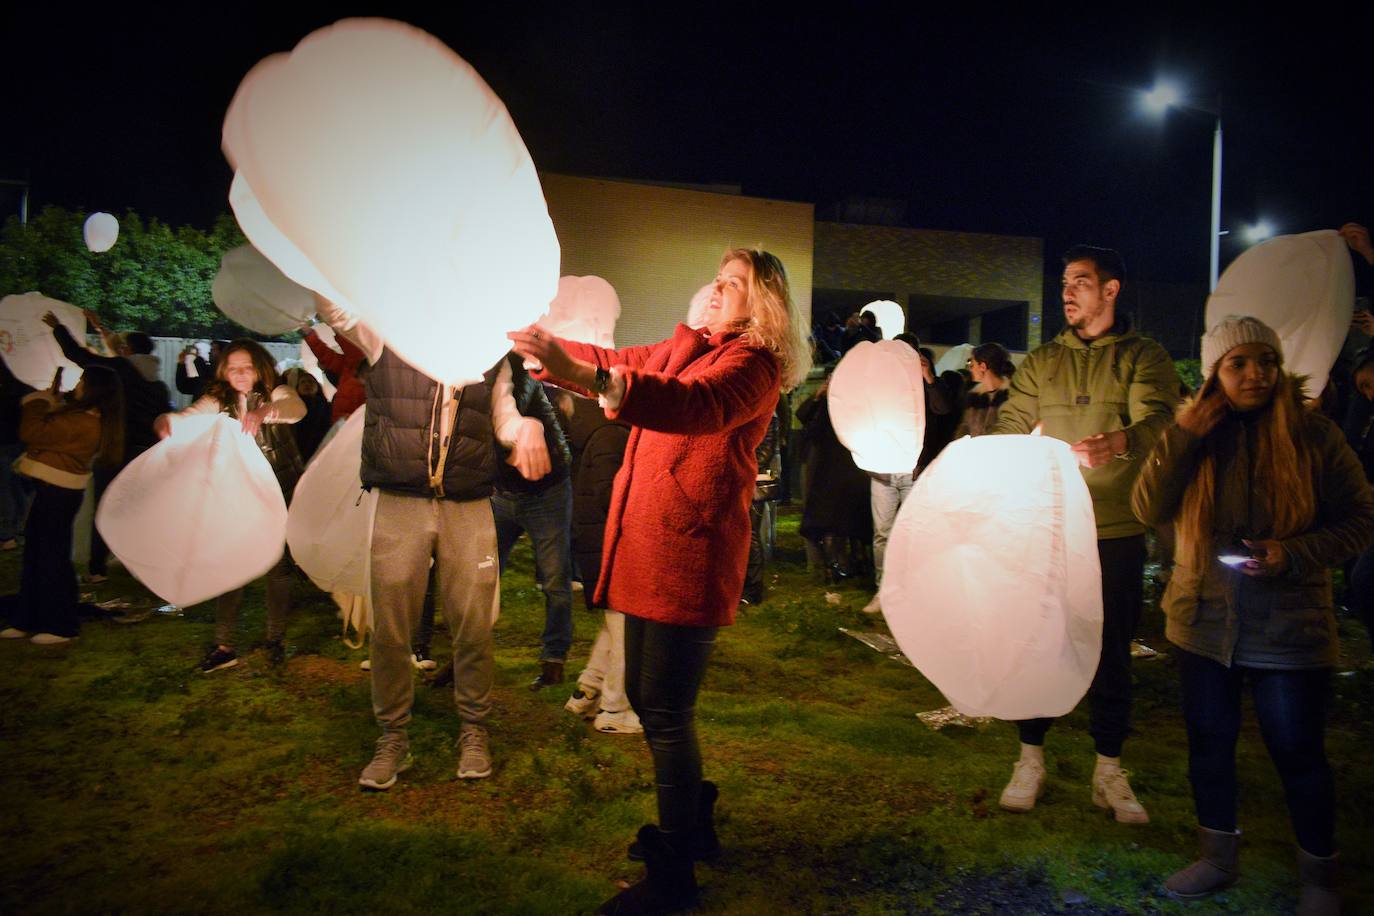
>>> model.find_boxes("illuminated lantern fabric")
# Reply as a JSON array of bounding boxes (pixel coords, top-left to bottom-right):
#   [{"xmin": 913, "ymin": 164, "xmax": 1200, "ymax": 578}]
[
  {"xmin": 82, "ymin": 212, "xmax": 119, "ymax": 253},
  {"xmin": 286, "ymin": 407, "xmax": 376, "ymax": 596},
  {"xmin": 881, "ymin": 434, "xmax": 1103, "ymax": 719},
  {"xmin": 298, "ymin": 322, "xmax": 340, "ymax": 400},
  {"xmin": 95, "ymin": 414, "xmax": 289, "ymax": 608},
  {"xmin": 829, "ymin": 339, "xmax": 925, "ymax": 473},
  {"xmin": 212, "ymin": 244, "xmax": 316, "ymax": 335},
  {"xmin": 863, "ymin": 299, "xmax": 905, "ymax": 340},
  {"xmin": 0, "ymin": 293, "xmax": 86, "ymax": 391},
  {"xmin": 686, "ymin": 283, "xmax": 713, "ymax": 329},
  {"xmin": 221, "ymin": 18, "xmax": 560, "ymax": 385},
  {"xmin": 1205, "ymin": 229, "xmax": 1354, "ymax": 395},
  {"xmin": 539, "ymin": 275, "xmax": 619, "ymax": 348},
  {"xmin": 935, "ymin": 343, "xmax": 974, "ymax": 376}
]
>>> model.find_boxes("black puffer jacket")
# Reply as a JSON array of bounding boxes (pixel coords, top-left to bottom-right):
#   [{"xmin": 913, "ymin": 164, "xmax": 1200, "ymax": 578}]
[
  {"xmin": 495, "ymin": 354, "xmax": 571, "ymax": 494},
  {"xmin": 361, "ymin": 347, "xmax": 499, "ymax": 500}
]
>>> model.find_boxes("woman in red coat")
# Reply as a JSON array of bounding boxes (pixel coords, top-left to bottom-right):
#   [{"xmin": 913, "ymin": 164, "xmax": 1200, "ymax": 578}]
[{"xmin": 510, "ymin": 248, "xmax": 810, "ymax": 914}]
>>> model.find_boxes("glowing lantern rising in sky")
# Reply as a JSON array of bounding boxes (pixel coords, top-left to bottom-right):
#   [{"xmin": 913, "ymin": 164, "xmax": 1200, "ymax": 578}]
[
  {"xmin": 82, "ymin": 212, "xmax": 119, "ymax": 253},
  {"xmin": 862, "ymin": 299, "xmax": 905, "ymax": 339},
  {"xmin": 96, "ymin": 415, "xmax": 289, "ymax": 608},
  {"xmin": 1205, "ymin": 229, "xmax": 1354, "ymax": 395},
  {"xmin": 212, "ymin": 244, "xmax": 316, "ymax": 335},
  {"xmin": 829, "ymin": 339, "xmax": 925, "ymax": 473},
  {"xmin": 221, "ymin": 18, "xmax": 560, "ymax": 385},
  {"xmin": 0, "ymin": 292, "xmax": 86, "ymax": 391},
  {"xmin": 881, "ymin": 434, "xmax": 1102, "ymax": 719}
]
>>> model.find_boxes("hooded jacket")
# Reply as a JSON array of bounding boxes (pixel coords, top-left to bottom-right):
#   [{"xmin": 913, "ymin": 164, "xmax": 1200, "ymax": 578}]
[
  {"xmin": 1132, "ymin": 385, "xmax": 1374, "ymax": 668},
  {"xmin": 994, "ymin": 317, "xmax": 1181, "ymax": 538}
]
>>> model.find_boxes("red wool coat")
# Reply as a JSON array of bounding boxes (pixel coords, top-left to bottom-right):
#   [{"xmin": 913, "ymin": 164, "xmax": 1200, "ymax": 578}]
[{"xmin": 555, "ymin": 324, "xmax": 780, "ymax": 628}]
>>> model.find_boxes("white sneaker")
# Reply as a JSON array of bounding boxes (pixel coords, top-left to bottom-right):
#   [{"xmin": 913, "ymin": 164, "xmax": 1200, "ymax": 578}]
[
  {"xmin": 0, "ymin": 627, "xmax": 29, "ymax": 639},
  {"xmin": 594, "ymin": 708, "xmax": 643, "ymax": 735},
  {"xmin": 360, "ymin": 658, "xmax": 371, "ymax": 671},
  {"xmin": 30, "ymin": 633, "xmax": 74, "ymax": 645},
  {"xmin": 571, "ymin": 580, "xmax": 584, "ymax": 593},
  {"xmin": 411, "ymin": 653, "xmax": 436, "ymax": 671},
  {"xmin": 1092, "ymin": 768, "xmax": 1149, "ymax": 824},
  {"xmin": 564, "ymin": 685, "xmax": 600, "ymax": 717},
  {"xmin": 861, "ymin": 595, "xmax": 882, "ymax": 615},
  {"xmin": 999, "ymin": 759, "xmax": 1046, "ymax": 812}
]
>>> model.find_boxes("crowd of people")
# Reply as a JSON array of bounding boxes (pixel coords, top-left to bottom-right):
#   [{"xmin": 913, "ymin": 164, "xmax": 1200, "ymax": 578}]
[{"xmin": 2, "ymin": 231, "xmax": 1374, "ymax": 914}]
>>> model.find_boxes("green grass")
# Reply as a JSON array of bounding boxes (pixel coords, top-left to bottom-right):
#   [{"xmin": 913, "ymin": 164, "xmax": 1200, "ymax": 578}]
[{"xmin": 1, "ymin": 510, "xmax": 1371, "ymax": 914}]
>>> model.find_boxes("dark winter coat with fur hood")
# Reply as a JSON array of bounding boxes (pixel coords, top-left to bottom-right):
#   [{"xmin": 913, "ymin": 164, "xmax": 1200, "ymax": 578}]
[{"xmin": 546, "ymin": 324, "xmax": 780, "ymax": 627}]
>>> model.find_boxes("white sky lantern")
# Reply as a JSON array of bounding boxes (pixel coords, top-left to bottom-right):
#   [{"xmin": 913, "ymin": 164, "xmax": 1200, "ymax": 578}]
[
  {"xmin": 686, "ymin": 283, "xmax": 713, "ymax": 329},
  {"xmin": 82, "ymin": 212, "xmax": 119, "ymax": 253},
  {"xmin": 935, "ymin": 343, "xmax": 974, "ymax": 376},
  {"xmin": 286, "ymin": 407, "xmax": 375, "ymax": 596},
  {"xmin": 298, "ymin": 321, "xmax": 340, "ymax": 400},
  {"xmin": 829, "ymin": 339, "xmax": 925, "ymax": 473},
  {"xmin": 95, "ymin": 415, "xmax": 289, "ymax": 608},
  {"xmin": 862, "ymin": 299, "xmax": 905, "ymax": 340},
  {"xmin": 1205, "ymin": 229, "xmax": 1355, "ymax": 396},
  {"xmin": 221, "ymin": 18, "xmax": 560, "ymax": 385},
  {"xmin": 538, "ymin": 275, "xmax": 620, "ymax": 348},
  {"xmin": 0, "ymin": 292, "xmax": 86, "ymax": 391},
  {"xmin": 881, "ymin": 434, "xmax": 1103, "ymax": 720},
  {"xmin": 212, "ymin": 244, "xmax": 316, "ymax": 335}
]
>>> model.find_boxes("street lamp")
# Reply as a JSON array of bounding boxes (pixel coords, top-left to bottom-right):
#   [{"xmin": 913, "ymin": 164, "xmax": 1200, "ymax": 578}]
[{"xmin": 1140, "ymin": 81, "xmax": 1223, "ymax": 291}]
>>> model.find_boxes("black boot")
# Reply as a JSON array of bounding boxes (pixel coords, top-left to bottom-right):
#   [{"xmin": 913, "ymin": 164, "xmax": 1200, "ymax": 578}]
[
  {"xmin": 629, "ymin": 781, "xmax": 720, "ymax": 863},
  {"xmin": 601, "ymin": 825, "xmax": 699, "ymax": 915}
]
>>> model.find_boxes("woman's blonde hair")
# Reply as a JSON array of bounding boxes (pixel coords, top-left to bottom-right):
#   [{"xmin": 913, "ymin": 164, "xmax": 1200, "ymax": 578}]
[
  {"xmin": 1175, "ymin": 370, "xmax": 1316, "ymax": 571},
  {"xmin": 721, "ymin": 247, "xmax": 812, "ymax": 391}
]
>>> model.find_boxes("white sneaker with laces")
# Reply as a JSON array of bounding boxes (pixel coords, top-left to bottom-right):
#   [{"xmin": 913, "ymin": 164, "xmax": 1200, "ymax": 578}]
[
  {"xmin": 1092, "ymin": 767, "xmax": 1149, "ymax": 824},
  {"xmin": 564, "ymin": 685, "xmax": 600, "ymax": 717},
  {"xmin": 456, "ymin": 724, "xmax": 492, "ymax": 779},
  {"xmin": 358, "ymin": 732, "xmax": 412, "ymax": 790},
  {"xmin": 594, "ymin": 708, "xmax": 643, "ymax": 735},
  {"xmin": 999, "ymin": 759, "xmax": 1046, "ymax": 812}
]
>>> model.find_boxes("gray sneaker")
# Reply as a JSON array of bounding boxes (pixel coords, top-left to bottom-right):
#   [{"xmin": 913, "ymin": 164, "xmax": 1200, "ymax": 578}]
[
  {"xmin": 358, "ymin": 732, "xmax": 412, "ymax": 790},
  {"xmin": 456, "ymin": 724, "xmax": 492, "ymax": 779}
]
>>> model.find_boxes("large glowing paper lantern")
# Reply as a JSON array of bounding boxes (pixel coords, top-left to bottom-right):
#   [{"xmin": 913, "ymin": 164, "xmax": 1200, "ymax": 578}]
[
  {"xmin": 935, "ymin": 343, "xmax": 974, "ymax": 376},
  {"xmin": 686, "ymin": 283, "xmax": 712, "ymax": 329},
  {"xmin": 829, "ymin": 340, "xmax": 925, "ymax": 473},
  {"xmin": 881, "ymin": 434, "xmax": 1102, "ymax": 719},
  {"xmin": 286, "ymin": 407, "xmax": 376, "ymax": 595},
  {"xmin": 298, "ymin": 322, "xmax": 340, "ymax": 399},
  {"xmin": 0, "ymin": 293, "xmax": 86, "ymax": 391},
  {"xmin": 863, "ymin": 300, "xmax": 905, "ymax": 340},
  {"xmin": 222, "ymin": 18, "xmax": 560, "ymax": 385},
  {"xmin": 539, "ymin": 275, "xmax": 619, "ymax": 348},
  {"xmin": 95, "ymin": 415, "xmax": 289, "ymax": 608},
  {"xmin": 83, "ymin": 212, "xmax": 119, "ymax": 252},
  {"xmin": 212, "ymin": 244, "xmax": 316, "ymax": 335},
  {"xmin": 1205, "ymin": 229, "xmax": 1355, "ymax": 395}
]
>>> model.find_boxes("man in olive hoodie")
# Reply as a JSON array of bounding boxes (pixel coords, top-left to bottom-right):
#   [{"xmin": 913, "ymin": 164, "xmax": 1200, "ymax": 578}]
[{"xmin": 992, "ymin": 245, "xmax": 1180, "ymax": 824}]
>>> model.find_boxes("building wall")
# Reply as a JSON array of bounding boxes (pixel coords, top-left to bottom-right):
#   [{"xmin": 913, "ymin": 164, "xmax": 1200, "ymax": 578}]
[
  {"xmin": 541, "ymin": 174, "xmax": 814, "ymax": 348},
  {"xmin": 813, "ymin": 222, "xmax": 1044, "ymax": 348}
]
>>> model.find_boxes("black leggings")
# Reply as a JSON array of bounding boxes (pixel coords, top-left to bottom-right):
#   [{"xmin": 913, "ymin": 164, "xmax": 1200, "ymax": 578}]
[{"xmin": 624, "ymin": 615, "xmax": 719, "ymax": 837}]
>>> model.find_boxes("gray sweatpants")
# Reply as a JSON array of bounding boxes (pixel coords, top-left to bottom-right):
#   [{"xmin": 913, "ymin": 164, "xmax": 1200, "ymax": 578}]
[{"xmin": 370, "ymin": 491, "xmax": 500, "ymax": 733}]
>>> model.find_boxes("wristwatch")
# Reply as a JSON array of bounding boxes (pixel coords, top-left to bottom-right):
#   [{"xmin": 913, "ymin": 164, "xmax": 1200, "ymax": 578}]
[{"xmin": 592, "ymin": 367, "xmax": 611, "ymax": 395}]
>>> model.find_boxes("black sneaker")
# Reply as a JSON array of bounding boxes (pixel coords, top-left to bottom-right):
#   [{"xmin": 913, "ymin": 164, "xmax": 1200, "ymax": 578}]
[{"xmin": 198, "ymin": 646, "xmax": 239, "ymax": 673}]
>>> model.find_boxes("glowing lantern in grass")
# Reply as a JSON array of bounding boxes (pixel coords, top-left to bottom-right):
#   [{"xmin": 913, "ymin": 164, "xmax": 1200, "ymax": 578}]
[
  {"xmin": 298, "ymin": 322, "xmax": 340, "ymax": 400},
  {"xmin": 880, "ymin": 434, "xmax": 1102, "ymax": 719},
  {"xmin": 212, "ymin": 244, "xmax": 316, "ymax": 335},
  {"xmin": 862, "ymin": 299, "xmax": 905, "ymax": 339},
  {"xmin": 539, "ymin": 276, "xmax": 619, "ymax": 348},
  {"xmin": 829, "ymin": 339, "xmax": 925, "ymax": 473},
  {"xmin": 83, "ymin": 212, "xmax": 119, "ymax": 252},
  {"xmin": 221, "ymin": 18, "xmax": 560, "ymax": 386},
  {"xmin": 95, "ymin": 414, "xmax": 288, "ymax": 608},
  {"xmin": 935, "ymin": 343, "xmax": 974, "ymax": 376},
  {"xmin": 286, "ymin": 407, "xmax": 376, "ymax": 596},
  {"xmin": 1205, "ymin": 229, "xmax": 1354, "ymax": 396},
  {"xmin": 0, "ymin": 292, "xmax": 86, "ymax": 391},
  {"xmin": 686, "ymin": 283, "xmax": 713, "ymax": 329}
]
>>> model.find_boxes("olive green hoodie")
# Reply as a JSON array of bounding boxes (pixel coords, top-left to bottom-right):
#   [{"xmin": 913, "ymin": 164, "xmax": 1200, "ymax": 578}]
[{"xmin": 993, "ymin": 319, "xmax": 1180, "ymax": 538}]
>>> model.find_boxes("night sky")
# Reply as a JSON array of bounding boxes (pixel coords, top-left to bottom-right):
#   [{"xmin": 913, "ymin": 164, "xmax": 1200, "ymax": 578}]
[{"xmin": 5, "ymin": 4, "xmax": 1371, "ymax": 295}]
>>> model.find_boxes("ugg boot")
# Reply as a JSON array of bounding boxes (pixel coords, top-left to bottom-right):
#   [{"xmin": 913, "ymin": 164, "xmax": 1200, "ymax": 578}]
[
  {"xmin": 1296, "ymin": 848, "xmax": 1340, "ymax": 916},
  {"xmin": 630, "ymin": 781, "xmax": 720, "ymax": 862},
  {"xmin": 600, "ymin": 825, "xmax": 699, "ymax": 915},
  {"xmin": 1164, "ymin": 826, "xmax": 1240, "ymax": 898}
]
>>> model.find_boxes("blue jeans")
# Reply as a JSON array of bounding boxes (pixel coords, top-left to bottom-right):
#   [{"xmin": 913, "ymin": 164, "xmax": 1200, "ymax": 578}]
[
  {"xmin": 492, "ymin": 477, "xmax": 573, "ymax": 662},
  {"xmin": 1176, "ymin": 648, "xmax": 1335, "ymax": 856}
]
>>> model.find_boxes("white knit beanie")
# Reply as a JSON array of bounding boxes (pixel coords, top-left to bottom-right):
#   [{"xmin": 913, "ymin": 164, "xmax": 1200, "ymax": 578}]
[{"xmin": 1201, "ymin": 315, "xmax": 1284, "ymax": 379}]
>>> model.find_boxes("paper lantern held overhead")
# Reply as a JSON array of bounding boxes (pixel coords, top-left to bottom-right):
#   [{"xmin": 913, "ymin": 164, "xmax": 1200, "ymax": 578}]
[
  {"xmin": 538, "ymin": 275, "xmax": 620, "ymax": 348},
  {"xmin": 935, "ymin": 343, "xmax": 974, "ymax": 376},
  {"xmin": 1205, "ymin": 229, "xmax": 1354, "ymax": 395},
  {"xmin": 828, "ymin": 339, "xmax": 925, "ymax": 473},
  {"xmin": 212, "ymin": 244, "xmax": 317, "ymax": 335},
  {"xmin": 222, "ymin": 17, "xmax": 560, "ymax": 385},
  {"xmin": 287, "ymin": 407, "xmax": 375, "ymax": 596},
  {"xmin": 881, "ymin": 434, "xmax": 1103, "ymax": 720},
  {"xmin": 862, "ymin": 300, "xmax": 905, "ymax": 340},
  {"xmin": 96, "ymin": 414, "xmax": 288, "ymax": 608},
  {"xmin": 686, "ymin": 283, "xmax": 713, "ymax": 329},
  {"xmin": 0, "ymin": 292, "xmax": 86, "ymax": 391},
  {"xmin": 83, "ymin": 212, "xmax": 119, "ymax": 253}
]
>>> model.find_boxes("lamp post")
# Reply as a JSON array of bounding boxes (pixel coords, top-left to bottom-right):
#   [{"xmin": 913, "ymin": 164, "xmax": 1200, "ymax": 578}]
[{"xmin": 1141, "ymin": 82, "xmax": 1223, "ymax": 291}]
